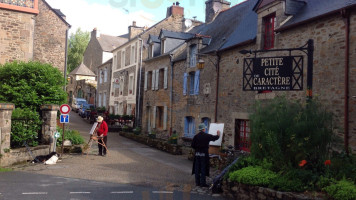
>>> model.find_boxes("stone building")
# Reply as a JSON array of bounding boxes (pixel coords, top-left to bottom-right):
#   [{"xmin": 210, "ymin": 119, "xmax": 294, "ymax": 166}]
[
  {"xmin": 82, "ymin": 28, "xmax": 128, "ymax": 108},
  {"xmin": 67, "ymin": 63, "xmax": 96, "ymax": 105},
  {"xmin": 0, "ymin": 0, "xmax": 70, "ymax": 73},
  {"xmin": 110, "ymin": 2, "xmax": 195, "ymax": 127}
]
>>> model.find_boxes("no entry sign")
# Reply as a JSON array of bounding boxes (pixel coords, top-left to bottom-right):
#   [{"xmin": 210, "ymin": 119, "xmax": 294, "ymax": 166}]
[{"xmin": 60, "ymin": 104, "xmax": 71, "ymax": 114}]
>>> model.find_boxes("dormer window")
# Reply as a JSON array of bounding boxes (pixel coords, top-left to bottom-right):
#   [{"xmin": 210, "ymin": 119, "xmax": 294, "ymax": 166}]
[
  {"xmin": 161, "ymin": 39, "xmax": 166, "ymax": 54},
  {"xmin": 263, "ymin": 13, "xmax": 276, "ymax": 49},
  {"xmin": 149, "ymin": 43, "xmax": 154, "ymax": 58},
  {"xmin": 189, "ymin": 44, "xmax": 197, "ymax": 67}
]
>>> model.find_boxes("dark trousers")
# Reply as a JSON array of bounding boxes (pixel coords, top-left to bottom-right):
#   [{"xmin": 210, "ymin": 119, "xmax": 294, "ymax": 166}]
[
  {"xmin": 194, "ymin": 156, "xmax": 207, "ymax": 186},
  {"xmin": 98, "ymin": 136, "xmax": 107, "ymax": 155}
]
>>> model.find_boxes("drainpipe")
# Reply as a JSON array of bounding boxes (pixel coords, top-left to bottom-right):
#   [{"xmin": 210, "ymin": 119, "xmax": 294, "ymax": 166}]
[
  {"xmin": 136, "ymin": 38, "xmax": 143, "ymax": 127},
  {"xmin": 63, "ymin": 28, "xmax": 69, "ymax": 92},
  {"xmin": 169, "ymin": 53, "xmax": 174, "ymax": 135},
  {"xmin": 214, "ymin": 52, "xmax": 221, "ymax": 122},
  {"xmin": 341, "ymin": 9, "xmax": 350, "ymax": 154}
]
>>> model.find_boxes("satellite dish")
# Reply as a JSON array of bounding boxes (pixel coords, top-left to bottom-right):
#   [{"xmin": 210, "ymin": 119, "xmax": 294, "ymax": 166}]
[{"xmin": 184, "ymin": 19, "xmax": 192, "ymax": 28}]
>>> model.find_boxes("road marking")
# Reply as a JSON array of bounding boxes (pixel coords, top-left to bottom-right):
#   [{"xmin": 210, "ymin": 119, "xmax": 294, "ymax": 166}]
[
  {"xmin": 152, "ymin": 191, "xmax": 174, "ymax": 194},
  {"xmin": 70, "ymin": 192, "xmax": 91, "ymax": 194},
  {"xmin": 22, "ymin": 192, "xmax": 47, "ymax": 195},
  {"xmin": 111, "ymin": 191, "xmax": 134, "ymax": 194}
]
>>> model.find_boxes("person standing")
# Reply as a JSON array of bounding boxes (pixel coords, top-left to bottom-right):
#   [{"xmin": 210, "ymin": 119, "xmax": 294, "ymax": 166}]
[
  {"xmin": 96, "ymin": 116, "xmax": 108, "ymax": 156},
  {"xmin": 191, "ymin": 123, "xmax": 220, "ymax": 187}
]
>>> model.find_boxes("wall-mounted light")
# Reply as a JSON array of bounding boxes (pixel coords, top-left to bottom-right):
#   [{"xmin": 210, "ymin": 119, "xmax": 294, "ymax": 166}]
[{"xmin": 197, "ymin": 59, "xmax": 205, "ymax": 70}]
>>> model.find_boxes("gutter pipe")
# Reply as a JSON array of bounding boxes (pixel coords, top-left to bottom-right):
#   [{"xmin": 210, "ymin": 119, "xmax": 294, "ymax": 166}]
[{"xmin": 136, "ymin": 38, "xmax": 143, "ymax": 127}]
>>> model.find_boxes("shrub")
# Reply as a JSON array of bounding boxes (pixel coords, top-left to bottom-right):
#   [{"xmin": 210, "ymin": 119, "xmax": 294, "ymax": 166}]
[
  {"xmin": 56, "ymin": 127, "xmax": 84, "ymax": 145},
  {"xmin": 249, "ymin": 96, "xmax": 336, "ymax": 171},
  {"xmin": 0, "ymin": 61, "xmax": 67, "ymax": 111},
  {"xmin": 229, "ymin": 166, "xmax": 278, "ymax": 187},
  {"xmin": 329, "ymin": 151, "xmax": 356, "ymax": 182},
  {"xmin": 11, "ymin": 108, "xmax": 41, "ymax": 147},
  {"xmin": 324, "ymin": 179, "xmax": 356, "ymax": 200}
]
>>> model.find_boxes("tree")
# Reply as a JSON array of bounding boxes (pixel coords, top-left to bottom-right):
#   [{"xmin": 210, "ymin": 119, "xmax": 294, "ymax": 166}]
[
  {"xmin": 0, "ymin": 61, "xmax": 67, "ymax": 111},
  {"xmin": 67, "ymin": 28, "xmax": 90, "ymax": 73}
]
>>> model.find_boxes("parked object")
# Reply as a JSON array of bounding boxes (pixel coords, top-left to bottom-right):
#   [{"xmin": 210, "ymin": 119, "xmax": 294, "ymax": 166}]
[
  {"xmin": 71, "ymin": 98, "xmax": 87, "ymax": 113},
  {"xmin": 79, "ymin": 103, "xmax": 94, "ymax": 118}
]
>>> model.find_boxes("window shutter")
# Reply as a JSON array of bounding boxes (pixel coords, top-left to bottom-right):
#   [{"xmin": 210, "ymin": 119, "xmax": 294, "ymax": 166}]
[
  {"xmin": 164, "ymin": 67, "xmax": 168, "ymax": 89},
  {"xmin": 184, "ymin": 117, "xmax": 188, "ymax": 137},
  {"xmin": 194, "ymin": 70, "xmax": 200, "ymax": 95},
  {"xmin": 151, "ymin": 71, "xmax": 155, "ymax": 91},
  {"xmin": 152, "ymin": 106, "xmax": 156, "ymax": 129},
  {"xmin": 183, "ymin": 73, "xmax": 188, "ymax": 95},
  {"xmin": 163, "ymin": 106, "xmax": 167, "ymax": 130},
  {"xmin": 144, "ymin": 72, "xmax": 148, "ymax": 91},
  {"xmin": 191, "ymin": 121, "xmax": 196, "ymax": 138},
  {"xmin": 155, "ymin": 69, "xmax": 159, "ymax": 90}
]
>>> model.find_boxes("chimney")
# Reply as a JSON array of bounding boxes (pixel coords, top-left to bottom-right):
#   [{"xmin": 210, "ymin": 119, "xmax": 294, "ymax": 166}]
[
  {"xmin": 166, "ymin": 2, "xmax": 184, "ymax": 18},
  {"xmin": 205, "ymin": 0, "xmax": 230, "ymax": 23},
  {"xmin": 91, "ymin": 28, "xmax": 97, "ymax": 39},
  {"xmin": 128, "ymin": 21, "xmax": 144, "ymax": 39}
]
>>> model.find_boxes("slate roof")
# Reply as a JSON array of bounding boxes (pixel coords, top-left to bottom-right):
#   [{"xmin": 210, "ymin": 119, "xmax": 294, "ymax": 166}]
[
  {"xmin": 97, "ymin": 34, "xmax": 128, "ymax": 52},
  {"xmin": 148, "ymin": 34, "xmax": 160, "ymax": 44},
  {"xmin": 69, "ymin": 63, "xmax": 96, "ymax": 76},
  {"xmin": 189, "ymin": 0, "xmax": 258, "ymax": 53},
  {"xmin": 278, "ymin": 0, "xmax": 356, "ymax": 31},
  {"xmin": 159, "ymin": 30, "xmax": 195, "ymax": 40}
]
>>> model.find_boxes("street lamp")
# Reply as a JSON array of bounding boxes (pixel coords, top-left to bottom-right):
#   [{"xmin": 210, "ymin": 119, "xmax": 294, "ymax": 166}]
[{"xmin": 197, "ymin": 58, "xmax": 205, "ymax": 69}]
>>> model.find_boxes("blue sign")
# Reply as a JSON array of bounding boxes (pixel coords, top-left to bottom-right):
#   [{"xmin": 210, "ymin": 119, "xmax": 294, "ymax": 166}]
[{"xmin": 60, "ymin": 114, "xmax": 69, "ymax": 123}]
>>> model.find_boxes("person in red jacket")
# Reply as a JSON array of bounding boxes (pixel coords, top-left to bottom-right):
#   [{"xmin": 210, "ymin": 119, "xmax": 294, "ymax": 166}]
[{"xmin": 96, "ymin": 116, "xmax": 108, "ymax": 156}]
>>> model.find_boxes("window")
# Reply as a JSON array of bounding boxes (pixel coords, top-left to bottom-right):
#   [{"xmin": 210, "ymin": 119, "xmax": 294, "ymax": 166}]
[
  {"xmin": 235, "ymin": 119, "xmax": 251, "ymax": 152},
  {"xmin": 189, "ymin": 44, "xmax": 197, "ymax": 67},
  {"xmin": 156, "ymin": 106, "xmax": 164, "ymax": 129},
  {"xmin": 158, "ymin": 68, "xmax": 164, "ymax": 89},
  {"xmin": 99, "ymin": 69, "xmax": 103, "ymax": 84},
  {"xmin": 117, "ymin": 51, "xmax": 121, "ymax": 69},
  {"xmin": 202, "ymin": 117, "xmax": 211, "ymax": 133},
  {"xmin": 119, "ymin": 77, "xmax": 124, "ymax": 96},
  {"xmin": 128, "ymin": 74, "xmax": 134, "ymax": 95},
  {"xmin": 77, "ymin": 89, "xmax": 83, "ymax": 98},
  {"xmin": 184, "ymin": 116, "xmax": 195, "ymax": 138},
  {"xmin": 125, "ymin": 46, "xmax": 130, "ymax": 66},
  {"xmin": 121, "ymin": 51, "xmax": 125, "ymax": 67},
  {"xmin": 103, "ymin": 92, "xmax": 106, "ymax": 108},
  {"xmin": 104, "ymin": 68, "xmax": 107, "ymax": 82},
  {"xmin": 161, "ymin": 39, "xmax": 166, "ymax": 54},
  {"xmin": 98, "ymin": 93, "xmax": 102, "ymax": 107},
  {"xmin": 263, "ymin": 14, "xmax": 276, "ymax": 50},
  {"xmin": 183, "ymin": 71, "xmax": 200, "ymax": 95},
  {"xmin": 144, "ymin": 71, "xmax": 153, "ymax": 91},
  {"xmin": 149, "ymin": 44, "xmax": 154, "ymax": 58},
  {"xmin": 131, "ymin": 46, "xmax": 135, "ymax": 64},
  {"xmin": 127, "ymin": 104, "xmax": 132, "ymax": 115}
]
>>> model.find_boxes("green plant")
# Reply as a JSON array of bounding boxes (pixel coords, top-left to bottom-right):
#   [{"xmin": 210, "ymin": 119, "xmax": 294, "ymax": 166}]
[
  {"xmin": 0, "ymin": 167, "xmax": 12, "ymax": 172},
  {"xmin": 249, "ymin": 96, "xmax": 336, "ymax": 172},
  {"xmin": 323, "ymin": 179, "xmax": 356, "ymax": 200},
  {"xmin": 133, "ymin": 127, "xmax": 141, "ymax": 135},
  {"xmin": 56, "ymin": 127, "xmax": 84, "ymax": 145},
  {"xmin": 3, "ymin": 148, "xmax": 10, "ymax": 153},
  {"xmin": 0, "ymin": 61, "xmax": 67, "ymax": 112},
  {"xmin": 11, "ymin": 108, "xmax": 41, "ymax": 148},
  {"xmin": 229, "ymin": 166, "xmax": 278, "ymax": 187}
]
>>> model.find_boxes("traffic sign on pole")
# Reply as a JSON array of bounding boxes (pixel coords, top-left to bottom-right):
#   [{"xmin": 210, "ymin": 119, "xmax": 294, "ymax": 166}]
[
  {"xmin": 60, "ymin": 104, "xmax": 71, "ymax": 114},
  {"xmin": 60, "ymin": 114, "xmax": 69, "ymax": 123}
]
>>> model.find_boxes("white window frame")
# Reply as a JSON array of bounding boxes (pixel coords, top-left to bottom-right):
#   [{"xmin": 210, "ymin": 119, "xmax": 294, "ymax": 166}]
[{"xmin": 128, "ymin": 73, "xmax": 134, "ymax": 95}]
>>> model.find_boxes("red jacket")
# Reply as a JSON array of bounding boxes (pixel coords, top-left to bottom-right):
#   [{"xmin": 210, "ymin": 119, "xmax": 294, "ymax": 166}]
[{"xmin": 97, "ymin": 121, "xmax": 108, "ymax": 136}]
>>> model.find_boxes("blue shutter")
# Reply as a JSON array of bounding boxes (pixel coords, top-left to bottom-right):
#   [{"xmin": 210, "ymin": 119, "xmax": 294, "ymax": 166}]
[
  {"xmin": 183, "ymin": 73, "xmax": 188, "ymax": 95},
  {"xmin": 194, "ymin": 70, "xmax": 200, "ymax": 95},
  {"xmin": 203, "ymin": 118, "xmax": 209, "ymax": 133},
  {"xmin": 184, "ymin": 117, "xmax": 189, "ymax": 137},
  {"xmin": 191, "ymin": 120, "xmax": 196, "ymax": 138}
]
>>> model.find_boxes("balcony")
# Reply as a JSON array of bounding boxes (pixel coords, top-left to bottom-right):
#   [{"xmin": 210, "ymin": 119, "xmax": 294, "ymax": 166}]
[{"xmin": 0, "ymin": 0, "xmax": 39, "ymax": 14}]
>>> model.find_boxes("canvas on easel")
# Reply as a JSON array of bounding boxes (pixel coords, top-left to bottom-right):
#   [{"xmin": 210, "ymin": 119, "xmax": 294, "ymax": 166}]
[
  {"xmin": 89, "ymin": 122, "xmax": 98, "ymax": 135},
  {"xmin": 208, "ymin": 123, "xmax": 224, "ymax": 146}
]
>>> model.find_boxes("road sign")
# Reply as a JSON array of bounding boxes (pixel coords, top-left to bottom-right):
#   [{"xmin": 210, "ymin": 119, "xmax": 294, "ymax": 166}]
[
  {"xmin": 54, "ymin": 131, "xmax": 60, "ymax": 138},
  {"xmin": 60, "ymin": 114, "xmax": 69, "ymax": 123},
  {"xmin": 60, "ymin": 104, "xmax": 71, "ymax": 114}
]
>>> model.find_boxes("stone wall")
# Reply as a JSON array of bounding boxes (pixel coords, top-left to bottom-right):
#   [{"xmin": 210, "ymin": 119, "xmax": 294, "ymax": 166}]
[
  {"xmin": 0, "ymin": 145, "xmax": 49, "ymax": 167},
  {"xmin": 33, "ymin": 0, "xmax": 68, "ymax": 73},
  {"xmin": 0, "ymin": 9, "xmax": 35, "ymax": 64},
  {"xmin": 83, "ymin": 29, "xmax": 103, "ymax": 75},
  {"xmin": 222, "ymin": 180, "xmax": 325, "ymax": 200}
]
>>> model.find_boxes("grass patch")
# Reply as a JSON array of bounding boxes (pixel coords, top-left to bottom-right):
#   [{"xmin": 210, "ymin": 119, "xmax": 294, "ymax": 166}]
[{"xmin": 0, "ymin": 167, "xmax": 12, "ymax": 172}]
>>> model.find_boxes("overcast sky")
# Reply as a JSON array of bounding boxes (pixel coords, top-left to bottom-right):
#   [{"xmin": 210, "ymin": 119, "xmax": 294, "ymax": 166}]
[{"xmin": 46, "ymin": 0, "xmax": 244, "ymax": 37}]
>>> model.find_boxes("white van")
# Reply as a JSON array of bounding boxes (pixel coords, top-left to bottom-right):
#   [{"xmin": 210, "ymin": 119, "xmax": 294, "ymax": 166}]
[{"xmin": 71, "ymin": 98, "xmax": 87, "ymax": 113}]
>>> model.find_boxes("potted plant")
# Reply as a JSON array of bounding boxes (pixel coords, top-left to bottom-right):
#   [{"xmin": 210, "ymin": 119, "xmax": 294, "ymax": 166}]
[{"xmin": 133, "ymin": 127, "xmax": 141, "ymax": 135}]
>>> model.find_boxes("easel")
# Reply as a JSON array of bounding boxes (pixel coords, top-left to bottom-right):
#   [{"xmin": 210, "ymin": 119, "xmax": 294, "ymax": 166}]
[{"xmin": 83, "ymin": 122, "xmax": 108, "ymax": 156}]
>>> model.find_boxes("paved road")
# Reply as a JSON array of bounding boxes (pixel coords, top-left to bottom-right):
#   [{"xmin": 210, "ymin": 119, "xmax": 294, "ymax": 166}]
[{"xmin": 1, "ymin": 111, "xmax": 227, "ymax": 200}]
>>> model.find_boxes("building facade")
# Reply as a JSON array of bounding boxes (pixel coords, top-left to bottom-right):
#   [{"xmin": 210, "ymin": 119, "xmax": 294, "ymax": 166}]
[{"xmin": 0, "ymin": 0, "xmax": 70, "ymax": 73}]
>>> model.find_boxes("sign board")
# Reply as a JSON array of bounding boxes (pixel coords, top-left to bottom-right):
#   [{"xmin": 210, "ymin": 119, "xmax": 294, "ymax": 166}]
[
  {"xmin": 54, "ymin": 131, "xmax": 60, "ymax": 139},
  {"xmin": 89, "ymin": 122, "xmax": 98, "ymax": 135},
  {"xmin": 208, "ymin": 123, "xmax": 224, "ymax": 146},
  {"xmin": 243, "ymin": 56, "xmax": 303, "ymax": 91},
  {"xmin": 60, "ymin": 104, "xmax": 71, "ymax": 114},
  {"xmin": 60, "ymin": 114, "xmax": 69, "ymax": 123}
]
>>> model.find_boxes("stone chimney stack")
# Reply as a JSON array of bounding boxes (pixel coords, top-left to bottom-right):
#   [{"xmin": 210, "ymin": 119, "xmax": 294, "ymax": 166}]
[
  {"xmin": 91, "ymin": 28, "xmax": 97, "ymax": 39},
  {"xmin": 205, "ymin": 0, "xmax": 231, "ymax": 23},
  {"xmin": 128, "ymin": 21, "xmax": 144, "ymax": 40},
  {"xmin": 166, "ymin": 2, "xmax": 184, "ymax": 18}
]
